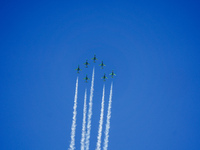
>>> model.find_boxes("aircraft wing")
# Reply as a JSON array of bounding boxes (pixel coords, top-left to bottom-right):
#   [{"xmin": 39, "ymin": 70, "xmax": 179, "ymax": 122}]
[
  {"xmin": 99, "ymin": 64, "xmax": 105, "ymax": 66},
  {"xmin": 75, "ymin": 68, "xmax": 81, "ymax": 71}
]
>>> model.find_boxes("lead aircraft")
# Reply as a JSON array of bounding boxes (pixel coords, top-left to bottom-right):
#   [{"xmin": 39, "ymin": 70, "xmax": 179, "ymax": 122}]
[{"xmin": 91, "ymin": 54, "xmax": 98, "ymax": 63}]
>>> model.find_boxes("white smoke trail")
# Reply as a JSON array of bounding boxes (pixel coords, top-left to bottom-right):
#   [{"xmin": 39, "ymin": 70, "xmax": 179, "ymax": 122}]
[
  {"xmin": 96, "ymin": 84, "xmax": 105, "ymax": 150},
  {"xmin": 85, "ymin": 68, "xmax": 95, "ymax": 150},
  {"xmin": 80, "ymin": 89, "xmax": 87, "ymax": 150},
  {"xmin": 69, "ymin": 77, "xmax": 79, "ymax": 150},
  {"xmin": 103, "ymin": 83, "xmax": 113, "ymax": 150}
]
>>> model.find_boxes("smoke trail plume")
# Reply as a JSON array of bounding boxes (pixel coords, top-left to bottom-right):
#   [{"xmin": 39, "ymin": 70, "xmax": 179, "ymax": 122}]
[
  {"xmin": 69, "ymin": 77, "xmax": 79, "ymax": 150},
  {"xmin": 80, "ymin": 89, "xmax": 87, "ymax": 150},
  {"xmin": 103, "ymin": 83, "xmax": 113, "ymax": 150},
  {"xmin": 85, "ymin": 68, "xmax": 95, "ymax": 150},
  {"xmin": 96, "ymin": 84, "xmax": 105, "ymax": 150}
]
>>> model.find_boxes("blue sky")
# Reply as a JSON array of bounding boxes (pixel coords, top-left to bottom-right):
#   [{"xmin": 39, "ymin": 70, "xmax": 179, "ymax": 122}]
[{"xmin": 0, "ymin": 0, "xmax": 200, "ymax": 150}]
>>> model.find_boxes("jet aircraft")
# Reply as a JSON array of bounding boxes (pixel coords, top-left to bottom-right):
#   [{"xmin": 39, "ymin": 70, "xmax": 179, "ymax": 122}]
[
  {"xmin": 101, "ymin": 73, "xmax": 108, "ymax": 81},
  {"xmin": 109, "ymin": 70, "xmax": 116, "ymax": 78},
  {"xmin": 91, "ymin": 54, "xmax": 98, "ymax": 63},
  {"xmin": 84, "ymin": 60, "xmax": 90, "ymax": 68},
  {"xmin": 84, "ymin": 75, "xmax": 90, "ymax": 83},
  {"xmin": 99, "ymin": 61, "xmax": 106, "ymax": 69},
  {"xmin": 75, "ymin": 65, "xmax": 82, "ymax": 73}
]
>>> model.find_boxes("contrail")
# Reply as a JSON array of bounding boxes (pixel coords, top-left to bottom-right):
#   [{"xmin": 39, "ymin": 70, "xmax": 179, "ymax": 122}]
[
  {"xmin": 80, "ymin": 89, "xmax": 87, "ymax": 150},
  {"xmin": 85, "ymin": 67, "xmax": 95, "ymax": 150},
  {"xmin": 103, "ymin": 83, "xmax": 113, "ymax": 150},
  {"xmin": 96, "ymin": 84, "xmax": 105, "ymax": 150},
  {"xmin": 69, "ymin": 77, "xmax": 79, "ymax": 150}
]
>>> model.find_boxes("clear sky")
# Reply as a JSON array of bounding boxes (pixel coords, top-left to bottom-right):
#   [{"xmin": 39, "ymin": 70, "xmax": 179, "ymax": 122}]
[{"xmin": 0, "ymin": 0, "xmax": 200, "ymax": 150}]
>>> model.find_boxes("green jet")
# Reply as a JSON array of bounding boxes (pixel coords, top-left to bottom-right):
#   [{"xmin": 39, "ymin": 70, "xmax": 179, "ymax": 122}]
[
  {"xmin": 84, "ymin": 74, "xmax": 90, "ymax": 83},
  {"xmin": 99, "ymin": 61, "xmax": 106, "ymax": 69},
  {"xmin": 101, "ymin": 73, "xmax": 108, "ymax": 81},
  {"xmin": 84, "ymin": 59, "xmax": 90, "ymax": 68},
  {"xmin": 109, "ymin": 70, "xmax": 116, "ymax": 78},
  {"xmin": 75, "ymin": 65, "xmax": 82, "ymax": 73},
  {"xmin": 91, "ymin": 54, "xmax": 98, "ymax": 63}
]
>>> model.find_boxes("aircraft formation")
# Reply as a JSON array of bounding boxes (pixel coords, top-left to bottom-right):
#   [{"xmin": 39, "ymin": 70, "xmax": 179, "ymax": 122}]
[{"xmin": 75, "ymin": 54, "xmax": 116, "ymax": 82}]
